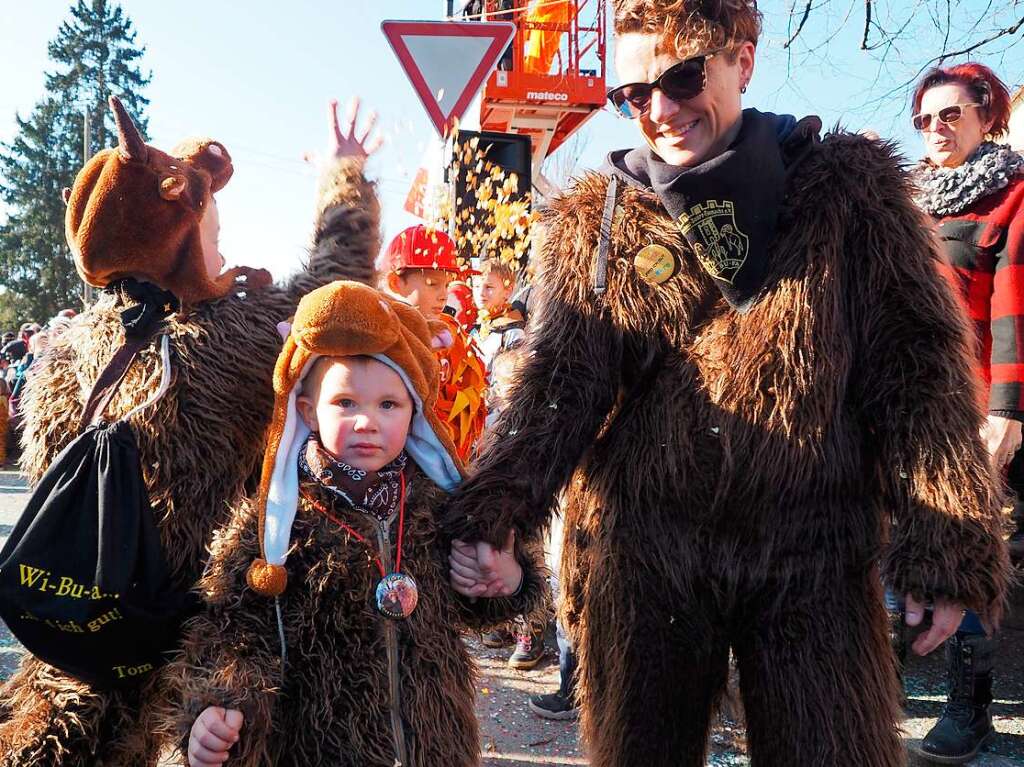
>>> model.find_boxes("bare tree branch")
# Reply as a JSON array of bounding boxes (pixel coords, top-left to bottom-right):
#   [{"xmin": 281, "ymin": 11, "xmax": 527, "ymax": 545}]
[
  {"xmin": 965, "ymin": 0, "xmax": 998, "ymax": 39},
  {"xmin": 940, "ymin": 0, "xmax": 951, "ymax": 58},
  {"xmin": 801, "ymin": 0, "xmax": 859, "ymax": 57},
  {"xmin": 784, "ymin": 0, "xmax": 815, "ymax": 49},
  {"xmin": 933, "ymin": 13, "xmax": 1024, "ymax": 64},
  {"xmin": 863, "ymin": 5, "xmax": 920, "ymax": 52},
  {"xmin": 861, "ymin": 0, "xmax": 873, "ymax": 49},
  {"xmin": 841, "ymin": 10, "xmax": 1024, "ymax": 120}
]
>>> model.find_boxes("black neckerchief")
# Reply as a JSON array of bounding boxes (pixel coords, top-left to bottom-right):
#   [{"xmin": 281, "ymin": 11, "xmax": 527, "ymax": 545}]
[
  {"xmin": 606, "ymin": 109, "xmax": 821, "ymax": 312},
  {"xmin": 105, "ymin": 278, "xmax": 180, "ymax": 338},
  {"xmin": 298, "ymin": 432, "xmax": 408, "ymax": 523}
]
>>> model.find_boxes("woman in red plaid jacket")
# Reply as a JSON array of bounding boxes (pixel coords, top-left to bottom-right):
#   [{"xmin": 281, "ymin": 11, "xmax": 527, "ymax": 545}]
[{"xmin": 910, "ymin": 61, "xmax": 1024, "ymax": 764}]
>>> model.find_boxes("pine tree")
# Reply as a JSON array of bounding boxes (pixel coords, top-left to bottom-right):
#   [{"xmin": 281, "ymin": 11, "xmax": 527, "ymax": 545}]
[{"xmin": 0, "ymin": 0, "xmax": 150, "ymax": 328}]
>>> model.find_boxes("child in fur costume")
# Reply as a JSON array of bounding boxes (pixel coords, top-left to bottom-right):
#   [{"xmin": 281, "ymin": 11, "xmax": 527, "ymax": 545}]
[
  {"xmin": 155, "ymin": 281, "xmax": 545, "ymax": 767},
  {"xmin": 0, "ymin": 97, "xmax": 384, "ymax": 766}
]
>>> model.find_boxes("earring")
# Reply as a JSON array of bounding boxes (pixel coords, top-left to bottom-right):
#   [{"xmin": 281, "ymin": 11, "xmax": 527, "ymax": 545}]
[{"xmin": 741, "ymin": 84, "xmax": 748, "ymax": 94}]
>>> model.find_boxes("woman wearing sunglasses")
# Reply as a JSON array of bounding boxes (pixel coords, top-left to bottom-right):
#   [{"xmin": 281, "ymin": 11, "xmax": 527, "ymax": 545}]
[
  {"xmin": 908, "ymin": 62, "xmax": 1024, "ymax": 765},
  {"xmin": 443, "ymin": 2, "xmax": 1010, "ymax": 765}
]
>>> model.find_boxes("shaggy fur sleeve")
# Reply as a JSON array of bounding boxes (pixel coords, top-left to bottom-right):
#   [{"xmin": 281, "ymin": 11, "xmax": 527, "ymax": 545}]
[
  {"xmin": 837, "ymin": 136, "xmax": 1011, "ymax": 626},
  {"xmin": 18, "ymin": 333, "xmax": 88, "ymax": 484},
  {"xmin": 286, "ymin": 156, "xmax": 380, "ymax": 299},
  {"xmin": 154, "ymin": 502, "xmax": 283, "ymax": 765},
  {"xmin": 442, "ymin": 179, "xmax": 625, "ymax": 547}
]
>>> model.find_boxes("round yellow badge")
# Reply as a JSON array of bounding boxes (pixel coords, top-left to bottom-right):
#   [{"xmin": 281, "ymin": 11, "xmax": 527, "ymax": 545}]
[{"xmin": 633, "ymin": 244, "xmax": 678, "ymax": 285}]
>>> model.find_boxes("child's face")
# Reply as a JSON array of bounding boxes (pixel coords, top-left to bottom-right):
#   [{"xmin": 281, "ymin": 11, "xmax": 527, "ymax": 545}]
[
  {"xmin": 296, "ymin": 357, "xmax": 413, "ymax": 472},
  {"xmin": 476, "ymin": 272, "xmax": 513, "ymax": 315},
  {"xmin": 387, "ymin": 269, "xmax": 453, "ymax": 320},
  {"xmin": 199, "ymin": 197, "xmax": 226, "ymax": 279}
]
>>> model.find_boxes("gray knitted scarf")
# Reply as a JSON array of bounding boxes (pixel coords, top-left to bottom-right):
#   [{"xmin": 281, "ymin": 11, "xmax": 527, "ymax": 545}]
[{"xmin": 912, "ymin": 141, "xmax": 1024, "ymax": 217}]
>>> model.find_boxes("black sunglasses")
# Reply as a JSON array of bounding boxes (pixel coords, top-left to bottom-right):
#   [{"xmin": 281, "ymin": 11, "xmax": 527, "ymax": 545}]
[
  {"xmin": 607, "ymin": 49, "xmax": 724, "ymax": 119},
  {"xmin": 911, "ymin": 103, "xmax": 983, "ymax": 132}
]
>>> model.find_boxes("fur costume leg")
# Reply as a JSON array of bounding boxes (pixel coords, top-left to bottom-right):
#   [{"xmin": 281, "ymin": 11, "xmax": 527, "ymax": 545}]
[
  {"xmin": 400, "ymin": 627, "xmax": 481, "ymax": 767},
  {"xmin": 94, "ymin": 677, "xmax": 165, "ymax": 767},
  {"xmin": 734, "ymin": 562, "xmax": 903, "ymax": 767},
  {"xmin": 575, "ymin": 551, "xmax": 731, "ymax": 767},
  {"xmin": 0, "ymin": 656, "xmax": 109, "ymax": 766}
]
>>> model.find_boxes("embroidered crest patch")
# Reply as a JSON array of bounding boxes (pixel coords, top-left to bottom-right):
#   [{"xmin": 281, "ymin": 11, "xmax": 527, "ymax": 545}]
[{"xmin": 676, "ymin": 200, "xmax": 749, "ymax": 284}]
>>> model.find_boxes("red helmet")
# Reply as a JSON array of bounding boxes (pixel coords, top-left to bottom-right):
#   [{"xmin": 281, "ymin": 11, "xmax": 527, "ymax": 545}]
[
  {"xmin": 446, "ymin": 280, "xmax": 478, "ymax": 329},
  {"xmin": 384, "ymin": 225, "xmax": 460, "ymax": 273}
]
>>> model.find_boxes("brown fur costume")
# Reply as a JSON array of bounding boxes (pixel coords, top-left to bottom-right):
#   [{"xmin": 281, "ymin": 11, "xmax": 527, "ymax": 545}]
[
  {"xmin": 151, "ymin": 280, "xmax": 545, "ymax": 766},
  {"xmin": 443, "ymin": 133, "xmax": 1012, "ymax": 765},
  {"xmin": 153, "ymin": 471, "xmax": 546, "ymax": 767},
  {"xmin": 0, "ymin": 154, "xmax": 381, "ymax": 766}
]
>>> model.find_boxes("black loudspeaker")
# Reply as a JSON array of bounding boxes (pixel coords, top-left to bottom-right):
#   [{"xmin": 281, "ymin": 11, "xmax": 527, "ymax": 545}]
[{"xmin": 449, "ymin": 129, "xmax": 532, "ymax": 266}]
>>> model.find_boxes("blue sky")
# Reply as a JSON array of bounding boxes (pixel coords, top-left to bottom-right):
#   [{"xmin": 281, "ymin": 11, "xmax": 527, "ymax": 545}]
[{"xmin": 2, "ymin": 2, "xmax": 1022, "ymax": 282}]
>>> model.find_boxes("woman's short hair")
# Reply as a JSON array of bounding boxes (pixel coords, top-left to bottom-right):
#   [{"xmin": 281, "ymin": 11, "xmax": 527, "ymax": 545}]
[
  {"xmin": 613, "ymin": 0, "xmax": 762, "ymax": 57},
  {"xmin": 912, "ymin": 62, "xmax": 1012, "ymax": 137}
]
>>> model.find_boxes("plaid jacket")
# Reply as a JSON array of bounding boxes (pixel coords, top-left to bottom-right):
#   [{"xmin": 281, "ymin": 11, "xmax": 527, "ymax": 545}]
[{"xmin": 935, "ymin": 174, "xmax": 1024, "ymax": 419}]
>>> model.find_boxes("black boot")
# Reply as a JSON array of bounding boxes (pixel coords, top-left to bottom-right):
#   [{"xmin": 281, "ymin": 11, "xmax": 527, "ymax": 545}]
[{"xmin": 918, "ymin": 633, "xmax": 996, "ymax": 764}]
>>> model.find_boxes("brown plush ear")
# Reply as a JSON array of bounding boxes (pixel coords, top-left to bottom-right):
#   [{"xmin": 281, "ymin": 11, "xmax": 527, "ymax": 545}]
[
  {"xmin": 61, "ymin": 187, "xmax": 72, "ymax": 205},
  {"xmin": 171, "ymin": 138, "xmax": 234, "ymax": 192},
  {"xmin": 159, "ymin": 175, "xmax": 188, "ymax": 200}
]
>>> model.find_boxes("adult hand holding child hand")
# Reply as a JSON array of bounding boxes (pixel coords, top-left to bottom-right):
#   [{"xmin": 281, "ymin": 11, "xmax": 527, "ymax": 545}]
[
  {"xmin": 905, "ymin": 595, "xmax": 968, "ymax": 656},
  {"xmin": 450, "ymin": 531, "xmax": 523, "ymax": 598},
  {"xmin": 188, "ymin": 706, "xmax": 243, "ymax": 766}
]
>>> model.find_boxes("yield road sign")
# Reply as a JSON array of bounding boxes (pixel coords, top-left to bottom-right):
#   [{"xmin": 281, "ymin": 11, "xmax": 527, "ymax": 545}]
[{"xmin": 382, "ymin": 20, "xmax": 516, "ymax": 137}]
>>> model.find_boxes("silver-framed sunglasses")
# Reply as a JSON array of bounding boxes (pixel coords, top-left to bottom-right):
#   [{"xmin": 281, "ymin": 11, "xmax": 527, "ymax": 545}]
[
  {"xmin": 606, "ymin": 49, "xmax": 724, "ymax": 119},
  {"xmin": 912, "ymin": 103, "xmax": 983, "ymax": 132}
]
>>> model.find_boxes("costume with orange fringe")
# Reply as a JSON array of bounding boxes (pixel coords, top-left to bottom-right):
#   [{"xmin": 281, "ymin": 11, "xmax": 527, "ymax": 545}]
[
  {"xmin": 155, "ymin": 281, "xmax": 546, "ymax": 767},
  {"xmin": 433, "ymin": 312, "xmax": 488, "ymax": 462},
  {"xmin": 382, "ymin": 225, "xmax": 488, "ymax": 461}
]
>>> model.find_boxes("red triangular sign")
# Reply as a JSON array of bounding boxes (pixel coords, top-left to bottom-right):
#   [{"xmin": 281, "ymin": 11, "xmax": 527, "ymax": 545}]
[{"xmin": 382, "ymin": 20, "xmax": 516, "ymax": 138}]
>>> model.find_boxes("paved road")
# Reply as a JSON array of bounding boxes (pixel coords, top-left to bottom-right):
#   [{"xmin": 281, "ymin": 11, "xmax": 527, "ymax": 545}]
[
  {"xmin": 0, "ymin": 469, "xmax": 28, "ymax": 681},
  {"xmin": 0, "ymin": 468, "xmax": 1021, "ymax": 765}
]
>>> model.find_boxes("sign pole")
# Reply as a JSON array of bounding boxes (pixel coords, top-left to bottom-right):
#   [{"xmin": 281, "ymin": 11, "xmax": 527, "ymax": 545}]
[{"xmin": 82, "ymin": 105, "xmax": 95, "ymax": 305}]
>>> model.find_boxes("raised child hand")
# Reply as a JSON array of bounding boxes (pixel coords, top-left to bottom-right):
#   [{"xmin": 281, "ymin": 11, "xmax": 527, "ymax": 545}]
[
  {"xmin": 304, "ymin": 98, "xmax": 384, "ymax": 166},
  {"xmin": 188, "ymin": 706, "xmax": 244, "ymax": 766},
  {"xmin": 449, "ymin": 530, "xmax": 523, "ymax": 598}
]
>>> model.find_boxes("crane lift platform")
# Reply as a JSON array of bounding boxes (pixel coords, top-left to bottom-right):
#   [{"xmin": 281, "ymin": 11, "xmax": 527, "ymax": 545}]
[{"xmin": 465, "ymin": 0, "xmax": 606, "ymax": 184}]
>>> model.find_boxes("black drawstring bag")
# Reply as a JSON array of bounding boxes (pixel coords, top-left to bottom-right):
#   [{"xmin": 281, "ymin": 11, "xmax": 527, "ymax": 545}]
[{"xmin": 0, "ymin": 280, "xmax": 198, "ymax": 688}]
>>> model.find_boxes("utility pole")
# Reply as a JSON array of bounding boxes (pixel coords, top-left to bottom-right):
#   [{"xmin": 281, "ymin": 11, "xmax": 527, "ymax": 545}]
[{"xmin": 82, "ymin": 105, "xmax": 95, "ymax": 304}]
